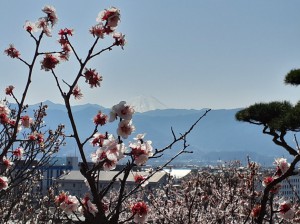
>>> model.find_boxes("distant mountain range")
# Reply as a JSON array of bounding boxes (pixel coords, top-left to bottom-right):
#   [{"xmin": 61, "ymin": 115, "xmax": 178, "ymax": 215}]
[{"xmin": 22, "ymin": 99, "xmax": 296, "ymax": 167}]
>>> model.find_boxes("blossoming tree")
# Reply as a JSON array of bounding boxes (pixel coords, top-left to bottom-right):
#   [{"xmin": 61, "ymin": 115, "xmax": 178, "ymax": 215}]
[{"xmin": 3, "ymin": 5, "xmax": 209, "ymax": 223}]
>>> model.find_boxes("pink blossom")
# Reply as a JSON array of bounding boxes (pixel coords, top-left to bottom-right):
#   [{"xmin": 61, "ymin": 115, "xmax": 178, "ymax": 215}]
[
  {"xmin": 24, "ymin": 21, "xmax": 38, "ymax": 33},
  {"xmin": 278, "ymin": 201, "xmax": 294, "ymax": 220},
  {"xmin": 131, "ymin": 202, "xmax": 148, "ymax": 224},
  {"xmin": 274, "ymin": 158, "xmax": 290, "ymax": 176},
  {"xmin": 42, "ymin": 5, "xmax": 58, "ymax": 27},
  {"xmin": 97, "ymin": 7, "xmax": 120, "ymax": 28},
  {"xmin": 93, "ymin": 111, "xmax": 108, "ymax": 126},
  {"xmin": 13, "ymin": 147, "xmax": 24, "ymax": 159},
  {"xmin": 90, "ymin": 133, "xmax": 106, "ymax": 147},
  {"xmin": 83, "ymin": 68, "xmax": 103, "ymax": 88},
  {"xmin": 79, "ymin": 195, "xmax": 98, "ymax": 217},
  {"xmin": 113, "ymin": 32, "xmax": 126, "ymax": 49},
  {"xmin": 130, "ymin": 140, "xmax": 153, "ymax": 166},
  {"xmin": 21, "ymin": 115, "xmax": 33, "ymax": 128},
  {"xmin": 110, "ymin": 101, "xmax": 135, "ymax": 121},
  {"xmin": 5, "ymin": 85, "xmax": 14, "ymax": 96},
  {"xmin": 0, "ymin": 176, "xmax": 9, "ymax": 190},
  {"xmin": 4, "ymin": 44, "xmax": 20, "ymax": 58},
  {"xmin": 89, "ymin": 23, "xmax": 106, "ymax": 38},
  {"xmin": 117, "ymin": 119, "xmax": 135, "ymax": 139},
  {"xmin": 2, "ymin": 157, "xmax": 13, "ymax": 169},
  {"xmin": 134, "ymin": 174, "xmax": 148, "ymax": 187},
  {"xmin": 58, "ymin": 28, "xmax": 74, "ymax": 36},
  {"xmin": 59, "ymin": 195, "xmax": 79, "ymax": 215},
  {"xmin": 41, "ymin": 54, "xmax": 59, "ymax": 71},
  {"xmin": 0, "ymin": 101, "xmax": 10, "ymax": 116},
  {"xmin": 72, "ymin": 85, "xmax": 83, "ymax": 100},
  {"xmin": 36, "ymin": 17, "xmax": 52, "ymax": 37}
]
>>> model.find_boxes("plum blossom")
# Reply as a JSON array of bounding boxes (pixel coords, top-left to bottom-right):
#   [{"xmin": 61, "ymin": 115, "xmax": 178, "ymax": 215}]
[
  {"xmin": 83, "ymin": 68, "xmax": 103, "ymax": 88},
  {"xmin": 4, "ymin": 44, "xmax": 20, "ymax": 58},
  {"xmin": 113, "ymin": 32, "xmax": 126, "ymax": 49},
  {"xmin": 72, "ymin": 85, "xmax": 83, "ymax": 100},
  {"xmin": 58, "ymin": 28, "xmax": 74, "ymax": 36},
  {"xmin": 97, "ymin": 7, "xmax": 120, "ymax": 28},
  {"xmin": 5, "ymin": 85, "xmax": 14, "ymax": 96},
  {"xmin": 91, "ymin": 134, "xmax": 126, "ymax": 170},
  {"xmin": 36, "ymin": 17, "xmax": 52, "ymax": 37},
  {"xmin": 93, "ymin": 111, "xmax": 108, "ymax": 126},
  {"xmin": 2, "ymin": 156, "xmax": 13, "ymax": 169},
  {"xmin": 131, "ymin": 202, "xmax": 148, "ymax": 224},
  {"xmin": 0, "ymin": 176, "xmax": 9, "ymax": 190},
  {"xmin": 0, "ymin": 101, "xmax": 10, "ymax": 116},
  {"xmin": 89, "ymin": 23, "xmax": 106, "ymax": 38},
  {"xmin": 41, "ymin": 54, "xmax": 60, "ymax": 71},
  {"xmin": 278, "ymin": 201, "xmax": 294, "ymax": 220},
  {"xmin": 134, "ymin": 174, "xmax": 148, "ymax": 187},
  {"xmin": 23, "ymin": 21, "xmax": 38, "ymax": 33},
  {"xmin": 90, "ymin": 133, "xmax": 106, "ymax": 147},
  {"xmin": 42, "ymin": 5, "xmax": 58, "ymax": 27},
  {"xmin": 251, "ymin": 205, "xmax": 261, "ymax": 218},
  {"xmin": 109, "ymin": 101, "xmax": 135, "ymax": 121},
  {"xmin": 117, "ymin": 119, "xmax": 135, "ymax": 139},
  {"xmin": 130, "ymin": 138, "xmax": 153, "ymax": 166},
  {"xmin": 55, "ymin": 192, "xmax": 79, "ymax": 215},
  {"xmin": 274, "ymin": 158, "xmax": 290, "ymax": 176},
  {"xmin": 13, "ymin": 147, "xmax": 24, "ymax": 159},
  {"xmin": 21, "ymin": 115, "xmax": 33, "ymax": 128},
  {"xmin": 78, "ymin": 195, "xmax": 98, "ymax": 217}
]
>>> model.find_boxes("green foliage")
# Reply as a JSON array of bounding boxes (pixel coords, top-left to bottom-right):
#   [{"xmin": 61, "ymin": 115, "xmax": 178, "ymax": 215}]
[
  {"xmin": 235, "ymin": 101, "xmax": 297, "ymax": 131},
  {"xmin": 284, "ymin": 69, "xmax": 300, "ymax": 86}
]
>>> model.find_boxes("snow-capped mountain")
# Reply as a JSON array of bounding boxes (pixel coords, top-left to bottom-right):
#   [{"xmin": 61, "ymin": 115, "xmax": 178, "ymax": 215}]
[{"xmin": 127, "ymin": 95, "xmax": 168, "ymax": 113}]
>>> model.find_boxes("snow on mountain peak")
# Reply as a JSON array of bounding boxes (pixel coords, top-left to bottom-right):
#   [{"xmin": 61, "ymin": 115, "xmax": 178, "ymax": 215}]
[{"xmin": 127, "ymin": 95, "xmax": 168, "ymax": 113}]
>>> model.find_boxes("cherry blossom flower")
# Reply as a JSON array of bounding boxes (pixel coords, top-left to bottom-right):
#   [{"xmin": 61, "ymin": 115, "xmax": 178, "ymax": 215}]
[
  {"xmin": 72, "ymin": 85, "xmax": 83, "ymax": 100},
  {"xmin": 23, "ymin": 21, "xmax": 38, "ymax": 33},
  {"xmin": 36, "ymin": 17, "xmax": 52, "ymax": 37},
  {"xmin": 274, "ymin": 158, "xmax": 290, "ymax": 176},
  {"xmin": 42, "ymin": 5, "xmax": 58, "ymax": 27},
  {"xmin": 78, "ymin": 195, "xmax": 98, "ymax": 217},
  {"xmin": 130, "ymin": 139, "xmax": 153, "ymax": 166},
  {"xmin": 113, "ymin": 32, "xmax": 126, "ymax": 49},
  {"xmin": 251, "ymin": 205, "xmax": 261, "ymax": 218},
  {"xmin": 58, "ymin": 28, "xmax": 74, "ymax": 36},
  {"xmin": 21, "ymin": 115, "xmax": 33, "ymax": 128},
  {"xmin": 41, "ymin": 54, "xmax": 59, "ymax": 71},
  {"xmin": 131, "ymin": 201, "xmax": 148, "ymax": 224},
  {"xmin": 0, "ymin": 101, "xmax": 10, "ymax": 116},
  {"xmin": 109, "ymin": 101, "xmax": 135, "ymax": 122},
  {"xmin": 90, "ymin": 133, "xmax": 106, "ymax": 147},
  {"xmin": 91, "ymin": 148, "xmax": 107, "ymax": 163},
  {"xmin": 83, "ymin": 68, "xmax": 103, "ymax": 88},
  {"xmin": 0, "ymin": 114, "xmax": 8, "ymax": 125},
  {"xmin": 97, "ymin": 7, "xmax": 120, "ymax": 28},
  {"xmin": 278, "ymin": 201, "xmax": 294, "ymax": 220},
  {"xmin": 2, "ymin": 156, "xmax": 13, "ymax": 169},
  {"xmin": 13, "ymin": 147, "xmax": 24, "ymax": 159},
  {"xmin": 134, "ymin": 174, "xmax": 148, "ymax": 187},
  {"xmin": 89, "ymin": 23, "xmax": 106, "ymax": 38},
  {"xmin": 0, "ymin": 176, "xmax": 9, "ymax": 190},
  {"xmin": 93, "ymin": 111, "xmax": 108, "ymax": 126},
  {"xmin": 55, "ymin": 192, "xmax": 79, "ymax": 215},
  {"xmin": 4, "ymin": 44, "xmax": 20, "ymax": 58},
  {"xmin": 117, "ymin": 119, "xmax": 135, "ymax": 139},
  {"xmin": 5, "ymin": 85, "xmax": 14, "ymax": 96}
]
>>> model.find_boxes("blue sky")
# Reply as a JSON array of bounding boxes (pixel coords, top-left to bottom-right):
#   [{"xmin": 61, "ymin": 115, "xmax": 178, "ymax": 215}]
[{"xmin": 1, "ymin": 1, "xmax": 300, "ymax": 110}]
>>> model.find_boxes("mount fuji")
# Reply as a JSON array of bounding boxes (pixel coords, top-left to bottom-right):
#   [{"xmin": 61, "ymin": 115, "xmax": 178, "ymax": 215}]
[{"xmin": 127, "ymin": 95, "xmax": 168, "ymax": 113}]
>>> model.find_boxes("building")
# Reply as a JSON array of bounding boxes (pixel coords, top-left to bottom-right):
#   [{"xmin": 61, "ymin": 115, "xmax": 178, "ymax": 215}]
[{"xmin": 56, "ymin": 170, "xmax": 168, "ymax": 197}]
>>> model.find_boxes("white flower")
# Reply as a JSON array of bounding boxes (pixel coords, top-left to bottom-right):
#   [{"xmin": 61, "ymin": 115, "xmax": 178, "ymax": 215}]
[
  {"xmin": 117, "ymin": 119, "xmax": 135, "ymax": 139},
  {"xmin": 0, "ymin": 176, "xmax": 9, "ymax": 190}
]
